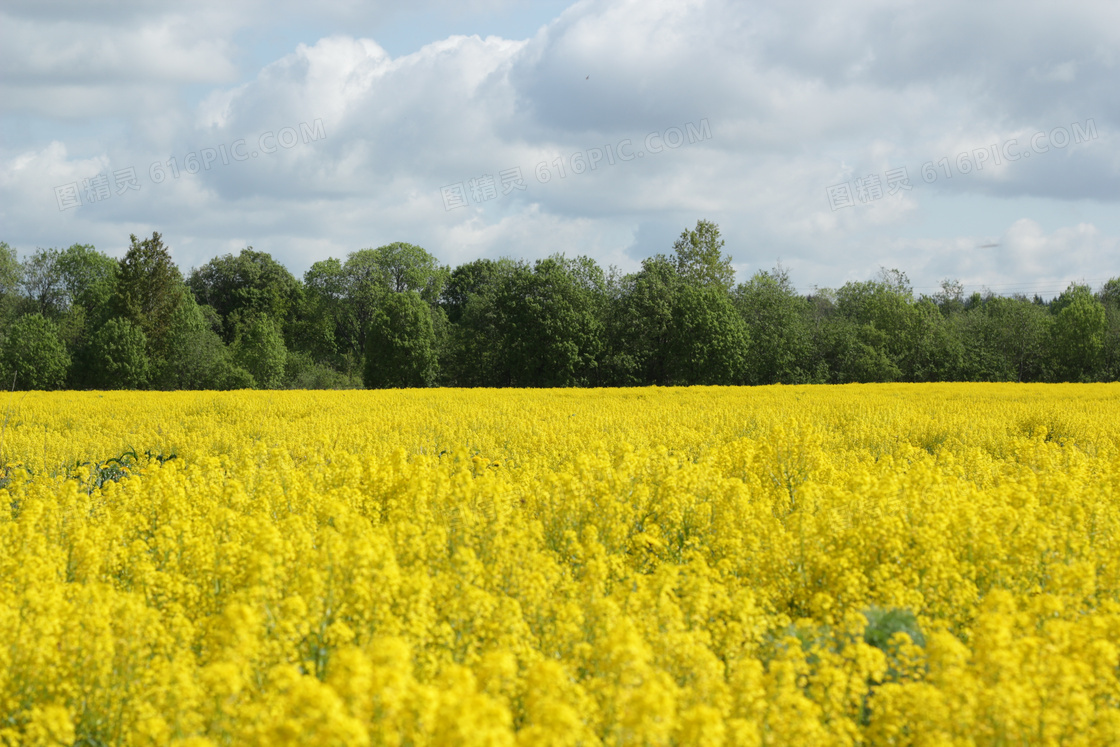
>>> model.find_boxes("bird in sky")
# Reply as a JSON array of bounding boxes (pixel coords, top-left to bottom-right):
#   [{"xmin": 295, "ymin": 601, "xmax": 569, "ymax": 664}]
[
  {"xmin": 586, "ymin": 74, "xmax": 590, "ymax": 80},
  {"xmin": 978, "ymin": 242, "xmax": 999, "ymax": 248}
]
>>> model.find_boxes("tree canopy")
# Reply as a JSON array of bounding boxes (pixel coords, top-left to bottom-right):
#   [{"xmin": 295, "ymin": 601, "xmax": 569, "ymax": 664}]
[{"xmin": 0, "ymin": 225, "xmax": 1116, "ymax": 390}]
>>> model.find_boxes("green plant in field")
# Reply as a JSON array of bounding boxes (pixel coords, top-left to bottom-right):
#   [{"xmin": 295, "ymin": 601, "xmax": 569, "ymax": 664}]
[{"xmin": 863, "ymin": 606, "xmax": 926, "ymax": 651}]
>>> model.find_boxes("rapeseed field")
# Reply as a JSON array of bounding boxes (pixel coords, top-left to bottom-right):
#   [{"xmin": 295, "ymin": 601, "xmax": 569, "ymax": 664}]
[{"xmin": 1, "ymin": 384, "xmax": 1119, "ymax": 746}]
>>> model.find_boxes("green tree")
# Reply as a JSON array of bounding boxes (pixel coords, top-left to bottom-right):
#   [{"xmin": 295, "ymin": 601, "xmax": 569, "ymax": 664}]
[
  {"xmin": 187, "ymin": 247, "xmax": 303, "ymax": 344},
  {"xmin": 0, "ymin": 242, "xmax": 21, "ymax": 324},
  {"xmin": 112, "ymin": 232, "xmax": 186, "ymax": 362},
  {"xmin": 442, "ymin": 258, "xmax": 503, "ymax": 326},
  {"xmin": 734, "ymin": 266, "xmax": 813, "ymax": 384},
  {"xmin": 283, "ymin": 351, "xmax": 361, "ymax": 389},
  {"xmin": 443, "ymin": 259, "xmax": 521, "ymax": 386},
  {"xmin": 807, "ymin": 289, "xmax": 901, "ymax": 384},
  {"xmin": 672, "ymin": 219, "xmax": 736, "ymax": 291},
  {"xmin": 494, "ymin": 256, "xmax": 606, "ymax": 387},
  {"xmin": 608, "ymin": 255, "xmax": 679, "ymax": 385},
  {"xmin": 19, "ymin": 247, "xmax": 64, "ymax": 317},
  {"xmin": 1050, "ymin": 283, "xmax": 1107, "ymax": 382},
  {"xmin": 373, "ymin": 242, "xmax": 449, "ymax": 300},
  {"xmin": 0, "ymin": 313, "xmax": 70, "ymax": 390},
  {"xmin": 296, "ymin": 258, "xmax": 346, "ymax": 368},
  {"xmin": 334, "ymin": 243, "xmax": 448, "ymax": 367},
  {"xmin": 86, "ymin": 317, "xmax": 150, "ymax": 389},
  {"xmin": 1001, "ymin": 297, "xmax": 1053, "ymax": 383},
  {"xmin": 818, "ymin": 269, "xmax": 917, "ymax": 382},
  {"xmin": 1100, "ymin": 278, "xmax": 1120, "ymax": 381},
  {"xmin": 232, "ymin": 314, "xmax": 288, "ymax": 389},
  {"xmin": 664, "ymin": 284, "xmax": 749, "ymax": 385},
  {"xmin": 364, "ymin": 291, "xmax": 439, "ymax": 388},
  {"xmin": 155, "ymin": 296, "xmax": 253, "ymax": 390},
  {"xmin": 56, "ymin": 244, "xmax": 118, "ymax": 317},
  {"xmin": 906, "ymin": 298, "xmax": 965, "ymax": 381}
]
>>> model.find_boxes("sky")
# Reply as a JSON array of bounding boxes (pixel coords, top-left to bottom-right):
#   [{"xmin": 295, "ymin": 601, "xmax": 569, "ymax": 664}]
[{"xmin": 1, "ymin": 0, "xmax": 1118, "ymax": 298}]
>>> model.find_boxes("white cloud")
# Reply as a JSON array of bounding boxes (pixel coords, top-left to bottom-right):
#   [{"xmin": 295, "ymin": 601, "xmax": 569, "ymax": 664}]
[{"xmin": 1, "ymin": 0, "xmax": 1117, "ymax": 295}]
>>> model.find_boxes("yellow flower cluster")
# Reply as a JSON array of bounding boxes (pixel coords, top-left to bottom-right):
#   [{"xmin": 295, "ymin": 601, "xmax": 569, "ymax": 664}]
[{"xmin": 1, "ymin": 384, "xmax": 1119, "ymax": 745}]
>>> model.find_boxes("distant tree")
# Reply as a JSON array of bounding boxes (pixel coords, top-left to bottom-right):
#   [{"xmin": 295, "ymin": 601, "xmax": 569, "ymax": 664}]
[
  {"xmin": 112, "ymin": 232, "xmax": 185, "ymax": 362},
  {"xmin": 609, "ymin": 255, "xmax": 679, "ymax": 385},
  {"xmin": 1006, "ymin": 297, "xmax": 1053, "ymax": 382},
  {"xmin": 232, "ymin": 314, "xmax": 287, "ymax": 389},
  {"xmin": 337, "ymin": 243, "xmax": 448, "ymax": 365},
  {"xmin": 906, "ymin": 298, "xmax": 965, "ymax": 381},
  {"xmin": 494, "ymin": 256, "xmax": 606, "ymax": 387},
  {"xmin": 20, "ymin": 248, "xmax": 64, "ymax": 317},
  {"xmin": 442, "ymin": 258, "xmax": 503, "ymax": 326},
  {"xmin": 664, "ymin": 284, "xmax": 749, "ymax": 385},
  {"xmin": 153, "ymin": 296, "xmax": 236, "ymax": 389},
  {"xmin": 1050, "ymin": 283, "xmax": 1107, "ymax": 382},
  {"xmin": 829, "ymin": 269, "xmax": 917, "ymax": 381},
  {"xmin": 283, "ymin": 351, "xmax": 361, "ymax": 389},
  {"xmin": 444, "ymin": 259, "xmax": 521, "ymax": 386},
  {"xmin": 296, "ymin": 258, "xmax": 346, "ymax": 368},
  {"xmin": 807, "ymin": 290, "xmax": 902, "ymax": 384},
  {"xmin": 364, "ymin": 291, "xmax": 438, "ymax": 388},
  {"xmin": 0, "ymin": 242, "xmax": 21, "ymax": 323},
  {"xmin": 55, "ymin": 244, "xmax": 118, "ymax": 317},
  {"xmin": 1100, "ymin": 278, "xmax": 1120, "ymax": 312},
  {"xmin": 0, "ymin": 314, "xmax": 69, "ymax": 390},
  {"xmin": 373, "ymin": 242, "xmax": 449, "ymax": 300},
  {"xmin": 187, "ymin": 247, "xmax": 303, "ymax": 344},
  {"xmin": 734, "ymin": 266, "xmax": 813, "ymax": 384},
  {"xmin": 671, "ymin": 219, "xmax": 736, "ymax": 291},
  {"xmin": 86, "ymin": 317, "xmax": 150, "ymax": 389}
]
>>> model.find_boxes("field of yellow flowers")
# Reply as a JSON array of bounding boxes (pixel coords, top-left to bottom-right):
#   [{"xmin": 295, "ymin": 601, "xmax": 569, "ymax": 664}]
[{"xmin": 1, "ymin": 384, "xmax": 1119, "ymax": 746}]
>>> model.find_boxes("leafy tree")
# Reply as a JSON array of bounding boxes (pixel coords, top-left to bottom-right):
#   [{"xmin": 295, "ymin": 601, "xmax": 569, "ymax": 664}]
[
  {"xmin": 86, "ymin": 317, "xmax": 150, "ymax": 389},
  {"xmin": 494, "ymin": 256, "xmax": 606, "ymax": 387},
  {"xmin": 56, "ymin": 244, "xmax": 118, "ymax": 318},
  {"xmin": 734, "ymin": 266, "xmax": 813, "ymax": 384},
  {"xmin": 906, "ymin": 298, "xmax": 965, "ymax": 381},
  {"xmin": 828, "ymin": 269, "xmax": 917, "ymax": 381},
  {"xmin": 112, "ymin": 232, "xmax": 186, "ymax": 362},
  {"xmin": 931, "ymin": 278, "xmax": 966, "ymax": 316},
  {"xmin": 0, "ymin": 242, "xmax": 22, "ymax": 324},
  {"xmin": 364, "ymin": 291, "xmax": 439, "ymax": 388},
  {"xmin": 608, "ymin": 255, "xmax": 679, "ymax": 386},
  {"xmin": 1100, "ymin": 278, "xmax": 1120, "ymax": 381},
  {"xmin": 20, "ymin": 248, "xmax": 64, "ymax": 317},
  {"xmin": 442, "ymin": 258, "xmax": 503, "ymax": 326},
  {"xmin": 296, "ymin": 258, "xmax": 346, "ymax": 367},
  {"xmin": 373, "ymin": 242, "xmax": 449, "ymax": 300},
  {"xmin": 1100, "ymin": 278, "xmax": 1120, "ymax": 312},
  {"xmin": 284, "ymin": 351, "xmax": 361, "ymax": 389},
  {"xmin": 0, "ymin": 314, "xmax": 69, "ymax": 390},
  {"xmin": 187, "ymin": 247, "xmax": 303, "ymax": 344},
  {"xmin": 807, "ymin": 291, "xmax": 902, "ymax": 384},
  {"xmin": 672, "ymin": 219, "xmax": 736, "ymax": 291},
  {"xmin": 444, "ymin": 259, "xmax": 521, "ymax": 386},
  {"xmin": 1005, "ymin": 297, "xmax": 1053, "ymax": 383},
  {"xmin": 341, "ymin": 244, "xmax": 448, "ymax": 363},
  {"xmin": 232, "ymin": 314, "xmax": 288, "ymax": 389},
  {"xmin": 1050, "ymin": 283, "xmax": 1107, "ymax": 382},
  {"xmin": 337, "ymin": 250, "xmax": 387, "ymax": 364},
  {"xmin": 967, "ymin": 295, "xmax": 1052, "ymax": 382},
  {"xmin": 664, "ymin": 284, "xmax": 749, "ymax": 385},
  {"xmin": 155, "ymin": 295, "xmax": 251, "ymax": 390},
  {"xmin": 49, "ymin": 244, "xmax": 122, "ymax": 383}
]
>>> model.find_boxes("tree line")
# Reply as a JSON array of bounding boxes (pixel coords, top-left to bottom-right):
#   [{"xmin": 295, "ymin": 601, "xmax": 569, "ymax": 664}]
[{"xmin": 1, "ymin": 221, "xmax": 1117, "ymax": 390}]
